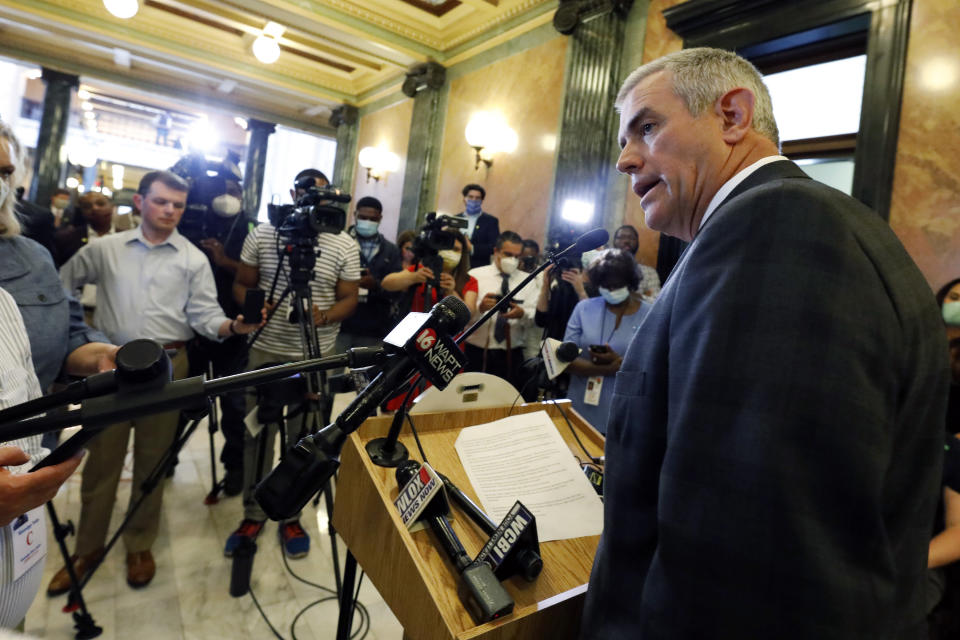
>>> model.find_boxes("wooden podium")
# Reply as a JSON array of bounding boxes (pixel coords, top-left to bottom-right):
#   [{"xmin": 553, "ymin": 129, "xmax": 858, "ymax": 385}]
[{"xmin": 331, "ymin": 400, "xmax": 604, "ymax": 640}]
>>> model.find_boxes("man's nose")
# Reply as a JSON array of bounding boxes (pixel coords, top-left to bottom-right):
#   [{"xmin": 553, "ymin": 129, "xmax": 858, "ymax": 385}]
[{"xmin": 616, "ymin": 144, "xmax": 642, "ymax": 175}]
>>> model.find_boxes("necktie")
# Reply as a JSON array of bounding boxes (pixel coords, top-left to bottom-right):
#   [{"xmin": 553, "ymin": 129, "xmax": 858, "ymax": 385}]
[{"xmin": 494, "ymin": 273, "xmax": 510, "ymax": 343}]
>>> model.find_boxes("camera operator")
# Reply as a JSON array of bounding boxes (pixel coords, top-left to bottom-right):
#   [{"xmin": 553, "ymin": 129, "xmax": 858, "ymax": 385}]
[
  {"xmin": 336, "ymin": 196, "xmax": 402, "ymax": 351},
  {"xmin": 535, "ymin": 232, "xmax": 587, "ymax": 342},
  {"xmin": 227, "ymin": 168, "xmax": 360, "ymax": 560},
  {"xmin": 381, "ymin": 226, "xmax": 478, "ymax": 314},
  {"xmin": 171, "ymin": 155, "xmax": 251, "ymax": 495}
]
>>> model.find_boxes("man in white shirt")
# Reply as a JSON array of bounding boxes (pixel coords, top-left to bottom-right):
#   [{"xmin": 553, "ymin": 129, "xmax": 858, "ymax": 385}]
[
  {"xmin": 51, "ymin": 171, "xmax": 260, "ymax": 593},
  {"xmin": 463, "ymin": 230, "xmax": 537, "ymax": 388}
]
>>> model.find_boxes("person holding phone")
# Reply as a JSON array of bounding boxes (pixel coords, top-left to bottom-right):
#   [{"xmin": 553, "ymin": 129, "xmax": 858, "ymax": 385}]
[{"xmin": 563, "ymin": 249, "xmax": 649, "ymax": 433}]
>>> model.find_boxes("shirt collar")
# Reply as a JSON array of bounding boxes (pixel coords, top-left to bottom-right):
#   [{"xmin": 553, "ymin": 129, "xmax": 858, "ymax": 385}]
[
  {"xmin": 698, "ymin": 155, "xmax": 788, "ymax": 232},
  {"xmin": 128, "ymin": 225, "xmax": 183, "ymax": 250}
]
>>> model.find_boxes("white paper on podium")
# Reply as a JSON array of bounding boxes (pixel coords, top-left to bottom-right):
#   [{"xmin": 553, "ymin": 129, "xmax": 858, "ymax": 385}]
[{"xmin": 454, "ymin": 410, "xmax": 603, "ymax": 542}]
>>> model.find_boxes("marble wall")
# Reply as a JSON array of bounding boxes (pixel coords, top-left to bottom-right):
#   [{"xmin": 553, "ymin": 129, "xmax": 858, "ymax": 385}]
[
  {"xmin": 888, "ymin": 0, "xmax": 960, "ymax": 291},
  {"xmin": 351, "ymin": 98, "xmax": 414, "ymax": 241},
  {"xmin": 621, "ymin": 0, "xmax": 684, "ymax": 268},
  {"xmin": 434, "ymin": 36, "xmax": 568, "ymax": 245}
]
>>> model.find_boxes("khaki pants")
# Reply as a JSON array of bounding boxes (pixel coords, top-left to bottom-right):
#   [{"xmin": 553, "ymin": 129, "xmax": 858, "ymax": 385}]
[{"xmin": 75, "ymin": 349, "xmax": 189, "ymax": 555}]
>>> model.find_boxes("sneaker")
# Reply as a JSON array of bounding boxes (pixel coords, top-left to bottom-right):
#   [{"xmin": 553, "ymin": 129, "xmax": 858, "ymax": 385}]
[
  {"xmin": 224, "ymin": 519, "xmax": 265, "ymax": 557},
  {"xmin": 279, "ymin": 520, "xmax": 310, "ymax": 559}
]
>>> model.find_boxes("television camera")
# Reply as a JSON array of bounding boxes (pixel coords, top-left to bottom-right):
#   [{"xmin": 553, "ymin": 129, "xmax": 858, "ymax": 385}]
[
  {"xmin": 267, "ymin": 174, "xmax": 349, "ymax": 241},
  {"xmin": 408, "ymin": 212, "xmax": 468, "ymax": 310}
]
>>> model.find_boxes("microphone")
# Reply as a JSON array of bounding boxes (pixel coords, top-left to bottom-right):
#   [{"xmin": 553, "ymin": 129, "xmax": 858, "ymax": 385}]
[
  {"xmin": 254, "ymin": 296, "xmax": 471, "ymax": 521},
  {"xmin": 542, "ymin": 339, "xmax": 580, "ymax": 380},
  {"xmin": 551, "ymin": 227, "xmax": 609, "ymax": 260},
  {"xmin": 396, "ymin": 462, "xmax": 514, "ymax": 624}
]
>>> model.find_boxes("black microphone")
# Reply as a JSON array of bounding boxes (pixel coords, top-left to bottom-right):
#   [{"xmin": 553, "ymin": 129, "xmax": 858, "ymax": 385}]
[
  {"xmin": 229, "ymin": 537, "xmax": 256, "ymax": 597},
  {"xmin": 254, "ymin": 296, "xmax": 471, "ymax": 521},
  {"xmin": 551, "ymin": 227, "xmax": 609, "ymax": 260},
  {"xmin": 396, "ymin": 462, "xmax": 514, "ymax": 624}
]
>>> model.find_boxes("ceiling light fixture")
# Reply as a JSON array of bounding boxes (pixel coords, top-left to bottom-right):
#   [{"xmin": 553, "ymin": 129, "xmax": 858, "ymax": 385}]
[
  {"xmin": 103, "ymin": 0, "xmax": 139, "ymax": 20},
  {"xmin": 253, "ymin": 22, "xmax": 284, "ymax": 65}
]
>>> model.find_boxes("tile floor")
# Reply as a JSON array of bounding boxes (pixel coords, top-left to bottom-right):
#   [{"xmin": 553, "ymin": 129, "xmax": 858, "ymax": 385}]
[{"xmin": 25, "ymin": 421, "xmax": 404, "ymax": 640}]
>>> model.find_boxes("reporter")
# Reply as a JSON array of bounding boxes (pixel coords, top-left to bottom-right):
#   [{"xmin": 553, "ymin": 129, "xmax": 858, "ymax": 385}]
[
  {"xmin": 382, "ymin": 229, "xmax": 478, "ymax": 314},
  {"xmin": 563, "ymin": 249, "xmax": 649, "ymax": 433}
]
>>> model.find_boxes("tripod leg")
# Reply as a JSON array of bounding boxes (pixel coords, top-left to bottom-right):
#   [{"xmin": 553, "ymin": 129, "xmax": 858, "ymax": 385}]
[
  {"xmin": 322, "ymin": 478, "xmax": 342, "ymax": 596},
  {"xmin": 46, "ymin": 502, "xmax": 102, "ymax": 639},
  {"xmin": 335, "ymin": 551, "xmax": 359, "ymax": 640}
]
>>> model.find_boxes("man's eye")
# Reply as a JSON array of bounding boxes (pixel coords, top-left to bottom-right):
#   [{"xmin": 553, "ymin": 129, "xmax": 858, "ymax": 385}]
[{"xmin": 641, "ymin": 122, "xmax": 656, "ymax": 135}]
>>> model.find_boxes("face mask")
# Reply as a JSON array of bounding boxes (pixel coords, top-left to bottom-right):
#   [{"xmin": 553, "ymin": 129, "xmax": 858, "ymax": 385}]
[
  {"xmin": 211, "ymin": 194, "xmax": 242, "ymax": 217},
  {"xmin": 944, "ymin": 301, "xmax": 960, "ymax": 326},
  {"xmin": 599, "ymin": 286, "xmax": 630, "ymax": 305},
  {"xmin": 581, "ymin": 249, "xmax": 602, "ymax": 269},
  {"xmin": 439, "ymin": 250, "xmax": 461, "ymax": 270},
  {"xmin": 465, "ymin": 200, "xmax": 482, "ymax": 215},
  {"xmin": 355, "ymin": 219, "xmax": 380, "ymax": 237},
  {"xmin": 499, "ymin": 256, "xmax": 519, "ymax": 275},
  {"xmin": 0, "ymin": 180, "xmax": 9, "ymax": 210},
  {"xmin": 52, "ymin": 196, "xmax": 70, "ymax": 209}
]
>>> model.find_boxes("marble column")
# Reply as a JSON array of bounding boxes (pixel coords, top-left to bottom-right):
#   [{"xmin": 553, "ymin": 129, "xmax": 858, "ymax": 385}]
[
  {"xmin": 330, "ymin": 105, "xmax": 358, "ymax": 193},
  {"xmin": 242, "ymin": 119, "xmax": 275, "ymax": 220},
  {"xmin": 549, "ymin": 2, "xmax": 633, "ymax": 242},
  {"xmin": 29, "ymin": 68, "xmax": 77, "ymax": 205},
  {"xmin": 398, "ymin": 69, "xmax": 448, "ymax": 233}
]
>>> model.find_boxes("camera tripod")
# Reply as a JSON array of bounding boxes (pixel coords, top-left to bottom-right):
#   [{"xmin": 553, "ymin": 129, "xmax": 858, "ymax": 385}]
[{"xmin": 243, "ymin": 230, "xmax": 346, "ymax": 603}]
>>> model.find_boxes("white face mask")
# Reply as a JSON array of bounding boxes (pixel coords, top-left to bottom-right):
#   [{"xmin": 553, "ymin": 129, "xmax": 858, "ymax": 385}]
[
  {"xmin": 0, "ymin": 179, "xmax": 9, "ymax": 210},
  {"xmin": 212, "ymin": 194, "xmax": 242, "ymax": 217},
  {"xmin": 499, "ymin": 255, "xmax": 519, "ymax": 275},
  {"xmin": 438, "ymin": 250, "xmax": 461, "ymax": 270},
  {"xmin": 599, "ymin": 286, "xmax": 630, "ymax": 305}
]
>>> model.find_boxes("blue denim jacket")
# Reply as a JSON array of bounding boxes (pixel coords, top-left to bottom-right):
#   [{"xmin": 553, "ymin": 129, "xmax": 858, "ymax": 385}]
[{"xmin": 0, "ymin": 236, "xmax": 109, "ymax": 391}]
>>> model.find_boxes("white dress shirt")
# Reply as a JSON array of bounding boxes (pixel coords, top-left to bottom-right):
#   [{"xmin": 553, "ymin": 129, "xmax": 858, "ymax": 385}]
[
  {"xmin": 78, "ymin": 224, "xmax": 115, "ymax": 309},
  {"xmin": 698, "ymin": 155, "xmax": 788, "ymax": 232},
  {"xmin": 60, "ymin": 226, "xmax": 228, "ymax": 345},
  {"xmin": 465, "ymin": 263, "xmax": 538, "ymax": 351}
]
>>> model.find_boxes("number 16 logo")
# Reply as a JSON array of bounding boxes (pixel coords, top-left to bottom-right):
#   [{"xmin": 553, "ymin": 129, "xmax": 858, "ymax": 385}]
[{"xmin": 415, "ymin": 328, "xmax": 437, "ymax": 351}]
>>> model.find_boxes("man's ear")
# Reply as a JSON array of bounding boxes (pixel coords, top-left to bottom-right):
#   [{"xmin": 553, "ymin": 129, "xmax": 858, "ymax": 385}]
[
  {"xmin": 132, "ymin": 193, "xmax": 143, "ymax": 211},
  {"xmin": 715, "ymin": 87, "xmax": 756, "ymax": 144}
]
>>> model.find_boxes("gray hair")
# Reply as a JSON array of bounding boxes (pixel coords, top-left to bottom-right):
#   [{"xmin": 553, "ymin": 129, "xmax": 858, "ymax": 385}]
[
  {"xmin": 0, "ymin": 119, "xmax": 23, "ymax": 238},
  {"xmin": 616, "ymin": 47, "xmax": 780, "ymax": 148}
]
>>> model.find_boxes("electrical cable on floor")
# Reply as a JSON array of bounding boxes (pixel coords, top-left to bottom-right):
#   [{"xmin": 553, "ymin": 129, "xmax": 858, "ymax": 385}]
[{"xmin": 249, "ymin": 584, "xmax": 286, "ymax": 639}]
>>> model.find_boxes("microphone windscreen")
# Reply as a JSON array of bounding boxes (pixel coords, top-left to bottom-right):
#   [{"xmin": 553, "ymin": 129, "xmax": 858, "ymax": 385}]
[
  {"xmin": 574, "ymin": 228, "xmax": 609, "ymax": 253},
  {"xmin": 435, "ymin": 295, "xmax": 472, "ymax": 333},
  {"xmin": 556, "ymin": 341, "xmax": 581, "ymax": 363}
]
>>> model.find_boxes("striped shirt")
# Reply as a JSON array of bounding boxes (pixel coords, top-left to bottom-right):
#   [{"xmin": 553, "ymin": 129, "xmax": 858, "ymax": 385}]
[
  {"xmin": 0, "ymin": 287, "xmax": 48, "ymax": 627},
  {"xmin": 240, "ymin": 224, "xmax": 361, "ymax": 358}
]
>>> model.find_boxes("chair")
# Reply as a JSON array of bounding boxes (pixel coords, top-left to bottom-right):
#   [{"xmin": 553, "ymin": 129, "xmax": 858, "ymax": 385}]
[{"xmin": 409, "ymin": 372, "xmax": 521, "ymax": 414}]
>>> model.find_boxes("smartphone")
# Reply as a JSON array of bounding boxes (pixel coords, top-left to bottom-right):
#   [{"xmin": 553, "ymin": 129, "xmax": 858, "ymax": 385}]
[
  {"xmin": 589, "ymin": 344, "xmax": 609, "ymax": 354},
  {"xmin": 242, "ymin": 289, "xmax": 265, "ymax": 323}
]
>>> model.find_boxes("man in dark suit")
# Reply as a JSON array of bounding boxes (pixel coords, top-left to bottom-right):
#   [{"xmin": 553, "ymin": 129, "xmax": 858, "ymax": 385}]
[
  {"xmin": 456, "ymin": 183, "xmax": 499, "ymax": 268},
  {"xmin": 581, "ymin": 47, "xmax": 948, "ymax": 640}
]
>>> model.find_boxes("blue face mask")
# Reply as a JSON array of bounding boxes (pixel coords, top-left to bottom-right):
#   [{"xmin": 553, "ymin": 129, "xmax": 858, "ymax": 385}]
[
  {"xmin": 599, "ymin": 286, "xmax": 630, "ymax": 305},
  {"xmin": 355, "ymin": 219, "xmax": 379, "ymax": 237},
  {"xmin": 944, "ymin": 301, "xmax": 960, "ymax": 326},
  {"xmin": 465, "ymin": 200, "xmax": 482, "ymax": 216}
]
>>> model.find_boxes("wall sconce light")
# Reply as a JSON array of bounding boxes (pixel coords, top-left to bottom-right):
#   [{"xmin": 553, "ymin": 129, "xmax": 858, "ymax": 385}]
[
  {"xmin": 103, "ymin": 0, "xmax": 139, "ymax": 19},
  {"xmin": 465, "ymin": 111, "xmax": 518, "ymax": 171},
  {"xmin": 253, "ymin": 22, "xmax": 284, "ymax": 64},
  {"xmin": 358, "ymin": 146, "xmax": 401, "ymax": 183}
]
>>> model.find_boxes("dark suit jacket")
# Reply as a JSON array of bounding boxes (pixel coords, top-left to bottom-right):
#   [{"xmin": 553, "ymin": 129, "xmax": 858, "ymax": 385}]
[
  {"xmin": 459, "ymin": 211, "xmax": 499, "ymax": 269},
  {"xmin": 581, "ymin": 161, "xmax": 948, "ymax": 639}
]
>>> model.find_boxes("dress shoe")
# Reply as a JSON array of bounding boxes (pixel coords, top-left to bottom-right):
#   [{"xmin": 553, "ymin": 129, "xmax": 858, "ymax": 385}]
[
  {"xmin": 47, "ymin": 549, "xmax": 104, "ymax": 596},
  {"xmin": 223, "ymin": 467, "xmax": 243, "ymax": 497},
  {"xmin": 126, "ymin": 550, "xmax": 156, "ymax": 588}
]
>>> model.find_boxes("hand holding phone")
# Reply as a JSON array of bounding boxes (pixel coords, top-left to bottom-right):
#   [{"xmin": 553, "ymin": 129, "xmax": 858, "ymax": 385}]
[
  {"xmin": 589, "ymin": 344, "xmax": 609, "ymax": 354},
  {"xmin": 242, "ymin": 289, "xmax": 266, "ymax": 324}
]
